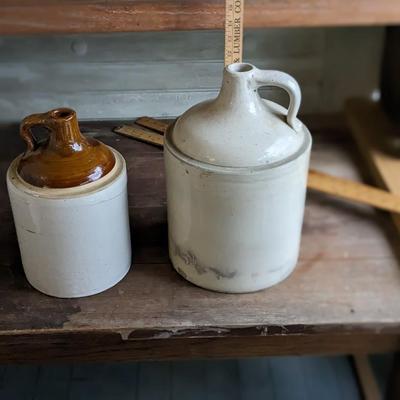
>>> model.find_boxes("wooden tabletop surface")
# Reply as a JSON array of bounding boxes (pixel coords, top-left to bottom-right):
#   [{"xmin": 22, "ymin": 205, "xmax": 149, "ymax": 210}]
[{"xmin": 0, "ymin": 120, "xmax": 399, "ymax": 363}]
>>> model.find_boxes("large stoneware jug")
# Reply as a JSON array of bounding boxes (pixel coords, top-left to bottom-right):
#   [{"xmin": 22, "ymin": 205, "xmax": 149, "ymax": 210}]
[
  {"xmin": 164, "ymin": 63, "xmax": 312, "ymax": 293},
  {"xmin": 7, "ymin": 108, "xmax": 132, "ymax": 298}
]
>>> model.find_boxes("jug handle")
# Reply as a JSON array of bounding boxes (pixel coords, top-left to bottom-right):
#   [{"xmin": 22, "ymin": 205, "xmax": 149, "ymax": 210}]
[
  {"xmin": 20, "ymin": 112, "xmax": 49, "ymax": 152},
  {"xmin": 254, "ymin": 69, "xmax": 302, "ymax": 132}
]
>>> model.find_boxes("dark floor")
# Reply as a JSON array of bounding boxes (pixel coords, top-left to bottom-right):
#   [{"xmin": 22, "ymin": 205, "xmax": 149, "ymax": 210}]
[{"xmin": 0, "ymin": 356, "xmax": 365, "ymax": 400}]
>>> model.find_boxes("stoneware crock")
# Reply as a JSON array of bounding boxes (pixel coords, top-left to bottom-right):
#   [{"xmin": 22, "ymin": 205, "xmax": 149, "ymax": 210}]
[
  {"xmin": 164, "ymin": 63, "xmax": 312, "ymax": 293},
  {"xmin": 7, "ymin": 108, "xmax": 132, "ymax": 298}
]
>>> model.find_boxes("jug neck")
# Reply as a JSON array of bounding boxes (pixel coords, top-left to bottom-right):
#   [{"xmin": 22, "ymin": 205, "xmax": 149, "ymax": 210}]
[
  {"xmin": 47, "ymin": 109, "xmax": 87, "ymax": 151},
  {"xmin": 18, "ymin": 107, "xmax": 116, "ymax": 188},
  {"xmin": 215, "ymin": 64, "xmax": 261, "ymax": 113}
]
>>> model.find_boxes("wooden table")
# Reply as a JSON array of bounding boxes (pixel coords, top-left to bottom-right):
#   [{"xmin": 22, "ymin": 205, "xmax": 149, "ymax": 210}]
[{"xmin": 0, "ymin": 120, "xmax": 399, "ymax": 363}]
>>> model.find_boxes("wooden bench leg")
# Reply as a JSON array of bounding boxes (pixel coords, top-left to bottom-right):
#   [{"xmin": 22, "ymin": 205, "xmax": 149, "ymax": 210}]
[{"xmin": 385, "ymin": 352, "xmax": 400, "ymax": 400}]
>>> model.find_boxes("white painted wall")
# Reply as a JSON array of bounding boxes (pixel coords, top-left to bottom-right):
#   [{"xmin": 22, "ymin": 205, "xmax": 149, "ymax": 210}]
[{"xmin": 0, "ymin": 28, "xmax": 383, "ymax": 122}]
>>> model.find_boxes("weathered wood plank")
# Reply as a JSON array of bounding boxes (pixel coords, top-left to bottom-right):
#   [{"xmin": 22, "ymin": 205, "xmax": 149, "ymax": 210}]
[
  {"xmin": 0, "ymin": 333, "xmax": 398, "ymax": 363},
  {"xmin": 0, "ymin": 29, "xmax": 326, "ymax": 63},
  {"xmin": 1, "ymin": 0, "xmax": 400, "ymax": 34},
  {"xmin": 0, "ymin": 121, "xmax": 399, "ymax": 362},
  {"xmin": 0, "ymin": 28, "xmax": 383, "ymax": 122}
]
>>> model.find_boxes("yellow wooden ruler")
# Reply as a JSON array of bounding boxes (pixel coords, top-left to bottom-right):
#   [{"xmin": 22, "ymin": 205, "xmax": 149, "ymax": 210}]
[
  {"xmin": 114, "ymin": 124, "xmax": 164, "ymax": 147},
  {"xmin": 135, "ymin": 116, "xmax": 167, "ymax": 134},
  {"xmin": 224, "ymin": 0, "xmax": 244, "ymax": 66},
  {"xmin": 308, "ymin": 169, "xmax": 400, "ymax": 214}
]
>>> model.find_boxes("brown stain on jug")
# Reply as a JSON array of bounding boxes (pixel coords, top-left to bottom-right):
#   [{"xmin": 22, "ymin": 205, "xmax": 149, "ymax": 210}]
[{"xmin": 17, "ymin": 108, "xmax": 115, "ymax": 188}]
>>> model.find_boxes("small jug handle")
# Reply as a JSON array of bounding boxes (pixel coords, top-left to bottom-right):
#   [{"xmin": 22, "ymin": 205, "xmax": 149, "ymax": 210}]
[
  {"xmin": 20, "ymin": 112, "xmax": 49, "ymax": 152},
  {"xmin": 254, "ymin": 69, "xmax": 302, "ymax": 132}
]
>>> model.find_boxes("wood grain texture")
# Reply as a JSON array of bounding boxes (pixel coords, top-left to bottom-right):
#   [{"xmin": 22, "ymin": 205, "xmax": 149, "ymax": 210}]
[
  {"xmin": 136, "ymin": 117, "xmax": 168, "ymax": 134},
  {"xmin": 0, "ymin": 121, "xmax": 399, "ymax": 362},
  {"xmin": 1, "ymin": 0, "xmax": 400, "ymax": 34},
  {"xmin": 0, "ymin": 334, "xmax": 398, "ymax": 364},
  {"xmin": 114, "ymin": 124, "xmax": 164, "ymax": 146},
  {"xmin": 0, "ymin": 28, "xmax": 383, "ymax": 122}
]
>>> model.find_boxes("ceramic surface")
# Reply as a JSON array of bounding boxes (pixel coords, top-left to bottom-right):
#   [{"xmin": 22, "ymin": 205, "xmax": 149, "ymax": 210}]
[
  {"xmin": 165, "ymin": 63, "xmax": 312, "ymax": 293},
  {"xmin": 18, "ymin": 108, "xmax": 115, "ymax": 188},
  {"xmin": 171, "ymin": 63, "xmax": 306, "ymax": 168},
  {"xmin": 7, "ymin": 149, "xmax": 132, "ymax": 298}
]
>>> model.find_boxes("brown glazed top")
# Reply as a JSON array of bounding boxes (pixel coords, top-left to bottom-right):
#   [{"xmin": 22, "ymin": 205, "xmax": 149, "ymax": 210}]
[{"xmin": 17, "ymin": 108, "xmax": 115, "ymax": 188}]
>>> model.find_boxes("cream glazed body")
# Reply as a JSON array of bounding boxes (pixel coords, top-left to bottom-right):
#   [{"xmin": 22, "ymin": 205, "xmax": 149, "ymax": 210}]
[
  {"xmin": 7, "ymin": 149, "xmax": 132, "ymax": 298},
  {"xmin": 165, "ymin": 63, "xmax": 312, "ymax": 293}
]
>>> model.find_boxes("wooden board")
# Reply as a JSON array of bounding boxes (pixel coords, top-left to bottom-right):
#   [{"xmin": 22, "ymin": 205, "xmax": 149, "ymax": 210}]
[
  {"xmin": 0, "ymin": 121, "xmax": 399, "ymax": 363},
  {"xmin": 1, "ymin": 0, "xmax": 400, "ymax": 34},
  {"xmin": 352, "ymin": 354, "xmax": 382, "ymax": 400},
  {"xmin": 0, "ymin": 28, "xmax": 383, "ymax": 123}
]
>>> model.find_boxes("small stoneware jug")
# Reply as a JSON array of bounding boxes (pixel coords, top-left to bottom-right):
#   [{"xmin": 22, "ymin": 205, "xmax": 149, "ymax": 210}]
[
  {"xmin": 7, "ymin": 108, "xmax": 132, "ymax": 298},
  {"xmin": 164, "ymin": 63, "xmax": 312, "ymax": 293}
]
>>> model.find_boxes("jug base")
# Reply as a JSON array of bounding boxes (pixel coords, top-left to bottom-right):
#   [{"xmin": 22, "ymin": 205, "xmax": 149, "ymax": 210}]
[
  {"xmin": 25, "ymin": 261, "xmax": 131, "ymax": 299},
  {"xmin": 172, "ymin": 260, "xmax": 296, "ymax": 294}
]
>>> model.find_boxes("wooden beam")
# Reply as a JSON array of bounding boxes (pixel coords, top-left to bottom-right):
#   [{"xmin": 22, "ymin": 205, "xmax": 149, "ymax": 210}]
[
  {"xmin": 0, "ymin": 333, "xmax": 398, "ymax": 364},
  {"xmin": 1, "ymin": 0, "xmax": 400, "ymax": 35},
  {"xmin": 353, "ymin": 354, "xmax": 382, "ymax": 400}
]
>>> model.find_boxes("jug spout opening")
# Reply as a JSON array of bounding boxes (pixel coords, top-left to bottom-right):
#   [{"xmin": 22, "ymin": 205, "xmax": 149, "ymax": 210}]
[
  {"xmin": 50, "ymin": 108, "xmax": 75, "ymax": 121},
  {"xmin": 226, "ymin": 63, "xmax": 254, "ymax": 74},
  {"xmin": 216, "ymin": 63, "xmax": 259, "ymax": 111}
]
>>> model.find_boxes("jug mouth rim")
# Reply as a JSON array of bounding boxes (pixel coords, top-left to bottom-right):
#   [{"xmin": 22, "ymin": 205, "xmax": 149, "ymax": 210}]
[
  {"xmin": 226, "ymin": 62, "xmax": 255, "ymax": 75},
  {"xmin": 49, "ymin": 107, "xmax": 76, "ymax": 121},
  {"xmin": 165, "ymin": 122, "xmax": 312, "ymax": 175}
]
